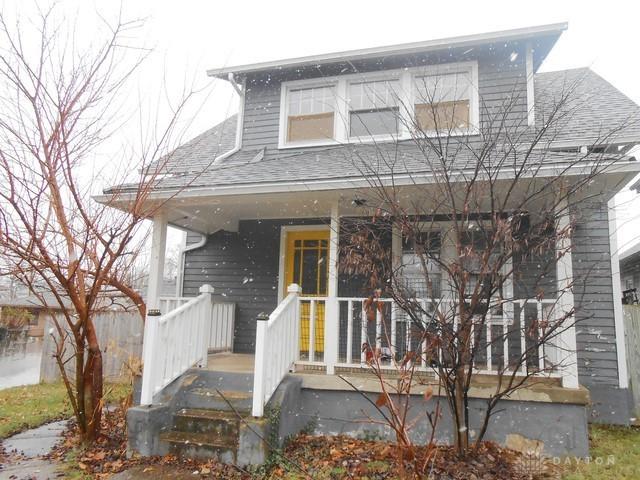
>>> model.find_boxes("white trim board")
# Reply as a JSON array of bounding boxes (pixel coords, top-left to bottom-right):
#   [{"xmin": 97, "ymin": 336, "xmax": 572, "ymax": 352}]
[
  {"xmin": 608, "ymin": 198, "xmax": 629, "ymax": 389},
  {"xmin": 207, "ymin": 23, "xmax": 567, "ymax": 78}
]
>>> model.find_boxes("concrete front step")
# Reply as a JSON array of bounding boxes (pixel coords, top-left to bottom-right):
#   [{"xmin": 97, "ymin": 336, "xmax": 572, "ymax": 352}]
[
  {"xmin": 177, "ymin": 388, "xmax": 253, "ymax": 412},
  {"xmin": 160, "ymin": 430, "xmax": 237, "ymax": 463},
  {"xmin": 173, "ymin": 408, "xmax": 241, "ymax": 439}
]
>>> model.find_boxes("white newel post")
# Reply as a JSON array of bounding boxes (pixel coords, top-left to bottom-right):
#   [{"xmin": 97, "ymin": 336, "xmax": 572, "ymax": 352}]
[
  {"xmin": 140, "ymin": 309, "xmax": 161, "ymax": 405},
  {"xmin": 556, "ymin": 197, "xmax": 579, "ymax": 389},
  {"xmin": 253, "ymin": 311, "xmax": 269, "ymax": 417},
  {"xmin": 325, "ymin": 202, "xmax": 340, "ymax": 375},
  {"xmin": 199, "ymin": 284, "xmax": 215, "ymax": 367},
  {"xmin": 140, "ymin": 211, "xmax": 168, "ymax": 405}
]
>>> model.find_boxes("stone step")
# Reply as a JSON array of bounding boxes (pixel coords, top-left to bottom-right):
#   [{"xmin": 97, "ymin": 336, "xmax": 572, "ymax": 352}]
[
  {"xmin": 173, "ymin": 408, "xmax": 241, "ymax": 439},
  {"xmin": 160, "ymin": 430, "xmax": 237, "ymax": 463},
  {"xmin": 178, "ymin": 388, "xmax": 253, "ymax": 412}
]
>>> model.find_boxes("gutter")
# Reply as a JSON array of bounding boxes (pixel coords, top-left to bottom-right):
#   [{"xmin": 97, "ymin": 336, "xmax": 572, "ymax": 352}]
[{"xmin": 212, "ymin": 74, "xmax": 245, "ymax": 165}]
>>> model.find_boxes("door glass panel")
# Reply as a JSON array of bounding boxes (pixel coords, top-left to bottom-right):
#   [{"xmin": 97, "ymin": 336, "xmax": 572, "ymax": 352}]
[{"xmin": 301, "ymin": 248, "xmax": 319, "ymax": 294}]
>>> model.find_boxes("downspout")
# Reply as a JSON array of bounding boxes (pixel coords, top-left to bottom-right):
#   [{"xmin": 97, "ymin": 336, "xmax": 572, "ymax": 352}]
[
  {"xmin": 176, "ymin": 232, "xmax": 208, "ymax": 297},
  {"xmin": 212, "ymin": 73, "xmax": 245, "ymax": 165}
]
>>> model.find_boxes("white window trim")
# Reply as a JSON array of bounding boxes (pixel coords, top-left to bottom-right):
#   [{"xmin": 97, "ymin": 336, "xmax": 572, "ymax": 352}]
[{"xmin": 278, "ymin": 61, "xmax": 480, "ymax": 149}]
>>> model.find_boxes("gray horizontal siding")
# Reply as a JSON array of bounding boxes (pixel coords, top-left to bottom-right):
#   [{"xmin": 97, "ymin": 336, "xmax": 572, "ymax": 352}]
[
  {"xmin": 183, "ymin": 219, "xmax": 327, "ymax": 353},
  {"xmin": 571, "ymin": 197, "xmax": 620, "ymax": 387},
  {"xmin": 241, "ymin": 44, "xmax": 529, "ymax": 160}
]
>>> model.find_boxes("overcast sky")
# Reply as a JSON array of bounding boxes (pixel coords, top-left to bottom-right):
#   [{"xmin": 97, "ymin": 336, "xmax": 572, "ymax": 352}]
[{"xmin": 12, "ymin": 0, "xmax": 640, "ymax": 253}]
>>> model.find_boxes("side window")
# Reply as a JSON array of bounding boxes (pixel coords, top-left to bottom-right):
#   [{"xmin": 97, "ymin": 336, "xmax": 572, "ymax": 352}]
[
  {"xmin": 460, "ymin": 229, "xmax": 504, "ymax": 314},
  {"xmin": 401, "ymin": 230, "xmax": 442, "ymax": 298}
]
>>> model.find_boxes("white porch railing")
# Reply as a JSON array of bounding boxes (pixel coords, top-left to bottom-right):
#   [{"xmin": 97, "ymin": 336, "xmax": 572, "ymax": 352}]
[
  {"xmin": 252, "ymin": 284, "xmax": 300, "ymax": 417},
  {"xmin": 296, "ymin": 296, "xmax": 563, "ymax": 377},
  {"xmin": 158, "ymin": 296, "xmax": 236, "ymax": 353},
  {"xmin": 158, "ymin": 296, "xmax": 190, "ymax": 314},
  {"xmin": 140, "ymin": 285, "xmax": 235, "ymax": 405}
]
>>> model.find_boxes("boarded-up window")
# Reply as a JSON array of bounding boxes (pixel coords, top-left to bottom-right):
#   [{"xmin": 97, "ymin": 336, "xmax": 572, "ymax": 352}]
[
  {"xmin": 414, "ymin": 72, "xmax": 472, "ymax": 132},
  {"xmin": 348, "ymin": 79, "xmax": 400, "ymax": 137},
  {"xmin": 287, "ymin": 86, "xmax": 335, "ymax": 142}
]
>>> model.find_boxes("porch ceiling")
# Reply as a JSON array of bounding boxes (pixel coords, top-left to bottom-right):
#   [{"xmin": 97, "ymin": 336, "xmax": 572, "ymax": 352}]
[{"xmin": 162, "ymin": 166, "xmax": 637, "ymax": 235}]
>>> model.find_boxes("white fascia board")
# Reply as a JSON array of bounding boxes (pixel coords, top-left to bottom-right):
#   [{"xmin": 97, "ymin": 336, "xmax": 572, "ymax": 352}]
[
  {"xmin": 95, "ymin": 157, "xmax": 640, "ymax": 205},
  {"xmin": 207, "ymin": 23, "xmax": 567, "ymax": 78}
]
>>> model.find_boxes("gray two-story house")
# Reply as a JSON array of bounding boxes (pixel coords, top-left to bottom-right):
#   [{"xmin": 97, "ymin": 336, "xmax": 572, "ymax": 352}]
[{"xmin": 103, "ymin": 23, "xmax": 640, "ymax": 463}]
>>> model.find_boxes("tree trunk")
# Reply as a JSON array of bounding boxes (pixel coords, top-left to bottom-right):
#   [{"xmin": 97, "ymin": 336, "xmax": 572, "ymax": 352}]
[
  {"xmin": 82, "ymin": 320, "xmax": 103, "ymax": 442},
  {"xmin": 453, "ymin": 374, "xmax": 470, "ymax": 455}
]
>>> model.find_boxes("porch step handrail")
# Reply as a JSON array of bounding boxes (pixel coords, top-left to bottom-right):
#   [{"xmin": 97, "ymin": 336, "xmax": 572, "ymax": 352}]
[
  {"xmin": 252, "ymin": 283, "xmax": 301, "ymax": 417},
  {"xmin": 158, "ymin": 296, "xmax": 191, "ymax": 314},
  {"xmin": 140, "ymin": 285, "xmax": 216, "ymax": 405}
]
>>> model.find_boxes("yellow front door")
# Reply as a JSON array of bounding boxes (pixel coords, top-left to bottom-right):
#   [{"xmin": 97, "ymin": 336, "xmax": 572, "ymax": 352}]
[{"xmin": 285, "ymin": 230, "xmax": 329, "ymax": 359}]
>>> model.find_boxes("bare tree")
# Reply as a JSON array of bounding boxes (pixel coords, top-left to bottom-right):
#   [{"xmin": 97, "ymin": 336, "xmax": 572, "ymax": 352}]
[
  {"xmin": 338, "ymin": 70, "xmax": 636, "ymax": 456},
  {"xmin": 0, "ymin": 5, "xmax": 209, "ymax": 442}
]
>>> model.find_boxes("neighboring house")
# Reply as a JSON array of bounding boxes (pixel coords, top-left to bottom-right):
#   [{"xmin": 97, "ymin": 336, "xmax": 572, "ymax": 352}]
[
  {"xmin": 622, "ymin": 181, "xmax": 640, "ymax": 303},
  {"xmin": 620, "ymin": 241, "xmax": 640, "ymax": 303},
  {"xmin": 0, "ymin": 294, "xmax": 66, "ymax": 337},
  {"xmin": 102, "ymin": 23, "xmax": 640, "ymax": 462}
]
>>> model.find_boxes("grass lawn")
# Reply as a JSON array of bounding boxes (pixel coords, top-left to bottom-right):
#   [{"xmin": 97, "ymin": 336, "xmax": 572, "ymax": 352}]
[
  {"xmin": 0, "ymin": 382, "xmax": 131, "ymax": 439},
  {"xmin": 562, "ymin": 424, "xmax": 640, "ymax": 479}
]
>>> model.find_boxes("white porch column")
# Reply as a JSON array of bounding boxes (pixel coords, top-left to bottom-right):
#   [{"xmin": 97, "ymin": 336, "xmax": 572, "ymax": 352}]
[
  {"xmin": 325, "ymin": 202, "xmax": 340, "ymax": 375},
  {"xmin": 556, "ymin": 197, "xmax": 579, "ymax": 389},
  {"xmin": 147, "ymin": 210, "xmax": 168, "ymax": 312}
]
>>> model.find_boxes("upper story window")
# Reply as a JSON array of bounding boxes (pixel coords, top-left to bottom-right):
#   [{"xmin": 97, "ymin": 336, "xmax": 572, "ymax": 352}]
[
  {"xmin": 414, "ymin": 72, "xmax": 472, "ymax": 133},
  {"xmin": 348, "ymin": 79, "xmax": 400, "ymax": 138},
  {"xmin": 278, "ymin": 61, "xmax": 478, "ymax": 148},
  {"xmin": 286, "ymin": 85, "xmax": 336, "ymax": 143}
]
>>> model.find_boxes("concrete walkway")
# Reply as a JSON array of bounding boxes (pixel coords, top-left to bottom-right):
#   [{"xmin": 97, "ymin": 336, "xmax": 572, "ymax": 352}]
[{"xmin": 0, "ymin": 421, "xmax": 67, "ymax": 480}]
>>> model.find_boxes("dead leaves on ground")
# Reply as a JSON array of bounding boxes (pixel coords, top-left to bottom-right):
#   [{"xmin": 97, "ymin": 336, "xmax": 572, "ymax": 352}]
[{"xmin": 47, "ymin": 406, "xmax": 553, "ymax": 479}]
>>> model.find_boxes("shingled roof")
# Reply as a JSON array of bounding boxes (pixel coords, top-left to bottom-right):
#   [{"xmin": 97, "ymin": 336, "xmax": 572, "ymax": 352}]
[
  {"xmin": 535, "ymin": 68, "xmax": 640, "ymax": 147},
  {"xmin": 106, "ymin": 68, "xmax": 640, "ymax": 195}
]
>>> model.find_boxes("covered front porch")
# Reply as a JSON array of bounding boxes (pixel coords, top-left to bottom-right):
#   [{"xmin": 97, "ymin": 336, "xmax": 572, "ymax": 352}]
[{"xmin": 139, "ymin": 182, "xmax": 583, "ymax": 417}]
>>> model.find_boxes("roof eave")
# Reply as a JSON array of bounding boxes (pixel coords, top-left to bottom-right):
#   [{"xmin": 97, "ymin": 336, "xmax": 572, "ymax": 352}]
[
  {"xmin": 96, "ymin": 155, "xmax": 639, "ymax": 209},
  {"xmin": 207, "ymin": 22, "xmax": 567, "ymax": 79}
]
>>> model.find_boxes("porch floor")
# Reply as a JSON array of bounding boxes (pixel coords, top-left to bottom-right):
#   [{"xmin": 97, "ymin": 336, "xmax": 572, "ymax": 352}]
[{"xmin": 205, "ymin": 352, "xmax": 254, "ymax": 373}]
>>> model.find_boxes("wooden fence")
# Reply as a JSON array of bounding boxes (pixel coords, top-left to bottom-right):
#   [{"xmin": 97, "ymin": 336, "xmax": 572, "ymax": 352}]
[
  {"xmin": 40, "ymin": 311, "xmax": 143, "ymax": 383},
  {"xmin": 624, "ymin": 304, "xmax": 640, "ymax": 419}
]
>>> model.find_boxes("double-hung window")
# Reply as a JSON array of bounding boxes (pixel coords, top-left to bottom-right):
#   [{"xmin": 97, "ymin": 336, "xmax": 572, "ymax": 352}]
[
  {"xmin": 414, "ymin": 71, "xmax": 473, "ymax": 133},
  {"xmin": 278, "ymin": 61, "xmax": 478, "ymax": 148},
  {"xmin": 285, "ymin": 85, "xmax": 336, "ymax": 144},
  {"xmin": 348, "ymin": 79, "xmax": 400, "ymax": 138}
]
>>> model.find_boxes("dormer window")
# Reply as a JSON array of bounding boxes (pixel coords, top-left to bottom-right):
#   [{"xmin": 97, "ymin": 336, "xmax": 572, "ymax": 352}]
[
  {"xmin": 348, "ymin": 79, "xmax": 400, "ymax": 138},
  {"xmin": 414, "ymin": 71, "xmax": 472, "ymax": 133},
  {"xmin": 278, "ymin": 61, "xmax": 478, "ymax": 148},
  {"xmin": 284, "ymin": 84, "xmax": 336, "ymax": 145}
]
